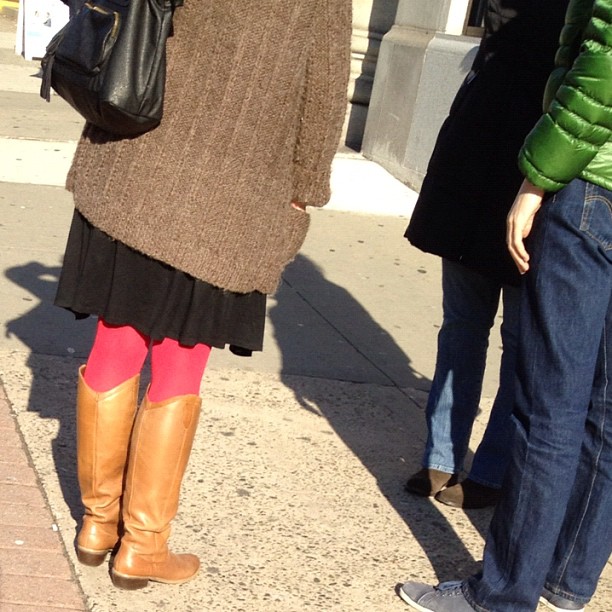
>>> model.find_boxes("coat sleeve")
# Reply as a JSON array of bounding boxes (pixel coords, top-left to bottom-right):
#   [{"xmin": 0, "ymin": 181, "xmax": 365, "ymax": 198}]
[
  {"xmin": 518, "ymin": 0, "xmax": 612, "ymax": 191},
  {"xmin": 291, "ymin": 0, "xmax": 352, "ymax": 207}
]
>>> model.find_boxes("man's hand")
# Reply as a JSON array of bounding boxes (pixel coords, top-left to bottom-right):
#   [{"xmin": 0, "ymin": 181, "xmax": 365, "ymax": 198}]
[{"xmin": 507, "ymin": 179, "xmax": 545, "ymax": 274}]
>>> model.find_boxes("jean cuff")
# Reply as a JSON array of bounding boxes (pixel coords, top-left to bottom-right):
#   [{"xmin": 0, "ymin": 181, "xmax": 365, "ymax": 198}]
[
  {"xmin": 462, "ymin": 577, "xmax": 493, "ymax": 612},
  {"xmin": 543, "ymin": 583, "xmax": 590, "ymax": 607}
]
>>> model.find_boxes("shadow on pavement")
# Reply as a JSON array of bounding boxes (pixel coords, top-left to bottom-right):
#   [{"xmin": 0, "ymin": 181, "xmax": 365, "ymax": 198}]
[
  {"xmin": 4, "ymin": 261, "xmax": 93, "ymax": 527},
  {"xmin": 4, "ymin": 255, "xmax": 493, "ymax": 586},
  {"xmin": 271, "ymin": 254, "xmax": 491, "ymax": 583}
]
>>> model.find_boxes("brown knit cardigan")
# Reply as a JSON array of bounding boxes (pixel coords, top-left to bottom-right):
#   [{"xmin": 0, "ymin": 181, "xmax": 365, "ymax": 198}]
[{"xmin": 66, "ymin": 0, "xmax": 351, "ymax": 294}]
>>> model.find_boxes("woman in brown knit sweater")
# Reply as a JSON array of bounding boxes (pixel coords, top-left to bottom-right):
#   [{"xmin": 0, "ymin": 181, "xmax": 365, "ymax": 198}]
[{"xmin": 55, "ymin": 0, "xmax": 351, "ymax": 590}]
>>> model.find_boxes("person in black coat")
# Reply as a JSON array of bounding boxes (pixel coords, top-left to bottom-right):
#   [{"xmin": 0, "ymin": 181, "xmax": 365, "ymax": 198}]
[
  {"xmin": 403, "ymin": 0, "xmax": 568, "ymax": 508},
  {"xmin": 59, "ymin": 0, "xmax": 85, "ymax": 18}
]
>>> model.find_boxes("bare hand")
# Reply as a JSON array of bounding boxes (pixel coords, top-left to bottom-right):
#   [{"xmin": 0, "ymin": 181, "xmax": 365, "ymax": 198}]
[
  {"xmin": 507, "ymin": 179, "xmax": 545, "ymax": 274},
  {"xmin": 291, "ymin": 201, "xmax": 307, "ymax": 212}
]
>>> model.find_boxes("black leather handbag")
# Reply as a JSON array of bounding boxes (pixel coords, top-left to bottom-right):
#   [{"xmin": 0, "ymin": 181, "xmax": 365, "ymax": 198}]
[{"xmin": 40, "ymin": 0, "xmax": 182, "ymax": 137}]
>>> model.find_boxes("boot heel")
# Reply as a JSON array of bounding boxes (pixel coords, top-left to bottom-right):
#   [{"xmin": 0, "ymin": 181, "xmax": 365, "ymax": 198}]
[
  {"xmin": 76, "ymin": 547, "xmax": 109, "ymax": 567},
  {"xmin": 111, "ymin": 570, "xmax": 149, "ymax": 590}
]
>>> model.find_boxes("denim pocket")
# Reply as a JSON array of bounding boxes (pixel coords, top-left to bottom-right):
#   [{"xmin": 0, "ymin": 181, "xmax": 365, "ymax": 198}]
[{"xmin": 581, "ymin": 183, "xmax": 612, "ymax": 251}]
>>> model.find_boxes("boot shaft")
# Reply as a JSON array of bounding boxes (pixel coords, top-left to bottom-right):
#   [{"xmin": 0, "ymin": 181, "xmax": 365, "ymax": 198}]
[
  {"xmin": 121, "ymin": 393, "xmax": 201, "ymax": 547},
  {"xmin": 112, "ymin": 393, "xmax": 202, "ymax": 586},
  {"xmin": 76, "ymin": 366, "xmax": 140, "ymax": 562},
  {"xmin": 77, "ymin": 366, "xmax": 140, "ymax": 497}
]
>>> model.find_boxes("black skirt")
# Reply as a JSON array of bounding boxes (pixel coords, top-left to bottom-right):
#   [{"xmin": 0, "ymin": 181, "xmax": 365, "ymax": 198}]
[{"xmin": 55, "ymin": 211, "xmax": 266, "ymax": 354}]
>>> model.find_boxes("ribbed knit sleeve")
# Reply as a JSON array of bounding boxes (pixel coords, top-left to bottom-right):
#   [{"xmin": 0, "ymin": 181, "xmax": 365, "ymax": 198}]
[
  {"xmin": 518, "ymin": 0, "xmax": 612, "ymax": 191},
  {"xmin": 291, "ymin": 0, "xmax": 352, "ymax": 206}
]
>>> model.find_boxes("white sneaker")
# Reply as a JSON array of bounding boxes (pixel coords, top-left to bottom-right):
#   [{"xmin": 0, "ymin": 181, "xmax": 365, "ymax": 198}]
[
  {"xmin": 398, "ymin": 580, "xmax": 476, "ymax": 611},
  {"xmin": 539, "ymin": 586, "xmax": 585, "ymax": 612}
]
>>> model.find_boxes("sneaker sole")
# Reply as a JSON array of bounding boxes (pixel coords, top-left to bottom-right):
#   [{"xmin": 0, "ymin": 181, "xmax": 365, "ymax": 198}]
[
  {"xmin": 539, "ymin": 595, "xmax": 584, "ymax": 612},
  {"xmin": 398, "ymin": 587, "xmax": 435, "ymax": 612}
]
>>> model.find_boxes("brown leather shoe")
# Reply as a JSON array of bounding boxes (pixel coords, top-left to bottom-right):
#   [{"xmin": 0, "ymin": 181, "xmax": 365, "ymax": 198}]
[
  {"xmin": 435, "ymin": 478, "xmax": 501, "ymax": 509},
  {"xmin": 111, "ymin": 393, "xmax": 202, "ymax": 589},
  {"xmin": 404, "ymin": 468, "xmax": 458, "ymax": 497},
  {"xmin": 76, "ymin": 366, "xmax": 139, "ymax": 566}
]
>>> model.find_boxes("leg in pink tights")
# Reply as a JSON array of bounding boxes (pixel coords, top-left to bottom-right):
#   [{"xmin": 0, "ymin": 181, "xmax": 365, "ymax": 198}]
[
  {"xmin": 110, "ymin": 337, "xmax": 210, "ymax": 589},
  {"xmin": 148, "ymin": 337, "xmax": 211, "ymax": 402},
  {"xmin": 84, "ymin": 319, "xmax": 150, "ymax": 392},
  {"xmin": 83, "ymin": 319, "xmax": 211, "ymax": 399}
]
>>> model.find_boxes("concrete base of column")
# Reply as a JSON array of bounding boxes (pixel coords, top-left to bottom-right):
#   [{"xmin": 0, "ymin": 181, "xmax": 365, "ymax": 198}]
[{"xmin": 362, "ymin": 27, "xmax": 478, "ymax": 191}]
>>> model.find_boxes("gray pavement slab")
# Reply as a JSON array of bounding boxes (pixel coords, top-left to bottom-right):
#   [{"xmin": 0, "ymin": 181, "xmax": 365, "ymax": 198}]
[
  {"xmin": 0, "ymin": 351, "xmax": 487, "ymax": 612},
  {"xmin": 0, "ymin": 180, "xmax": 439, "ymax": 389},
  {"xmin": 0, "ymin": 138, "xmax": 76, "ymax": 185},
  {"xmin": 0, "ymin": 90, "xmax": 85, "ymax": 141}
]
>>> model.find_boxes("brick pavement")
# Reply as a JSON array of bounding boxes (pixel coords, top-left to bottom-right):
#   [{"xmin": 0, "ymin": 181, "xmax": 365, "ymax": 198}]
[{"xmin": 0, "ymin": 381, "xmax": 87, "ymax": 611}]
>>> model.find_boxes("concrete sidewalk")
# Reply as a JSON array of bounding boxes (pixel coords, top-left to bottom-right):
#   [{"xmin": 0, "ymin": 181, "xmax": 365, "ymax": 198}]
[{"xmin": 0, "ymin": 12, "xmax": 610, "ymax": 612}]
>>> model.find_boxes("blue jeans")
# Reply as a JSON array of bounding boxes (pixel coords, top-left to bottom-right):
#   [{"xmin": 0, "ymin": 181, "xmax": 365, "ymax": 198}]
[
  {"xmin": 422, "ymin": 259, "xmax": 520, "ymax": 488},
  {"xmin": 466, "ymin": 179, "xmax": 612, "ymax": 611}
]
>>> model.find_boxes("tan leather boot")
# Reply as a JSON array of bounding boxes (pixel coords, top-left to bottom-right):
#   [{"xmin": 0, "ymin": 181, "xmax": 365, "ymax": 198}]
[
  {"xmin": 76, "ymin": 365, "xmax": 140, "ymax": 566},
  {"xmin": 111, "ymin": 393, "xmax": 201, "ymax": 590}
]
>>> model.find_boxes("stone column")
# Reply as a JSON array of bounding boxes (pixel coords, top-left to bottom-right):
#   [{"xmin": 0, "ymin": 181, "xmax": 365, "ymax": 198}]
[
  {"xmin": 345, "ymin": 0, "xmax": 398, "ymax": 149},
  {"xmin": 362, "ymin": 0, "xmax": 479, "ymax": 190}
]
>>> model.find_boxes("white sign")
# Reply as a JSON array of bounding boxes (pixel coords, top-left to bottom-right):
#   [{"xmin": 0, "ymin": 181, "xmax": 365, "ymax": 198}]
[{"xmin": 16, "ymin": 0, "xmax": 69, "ymax": 60}]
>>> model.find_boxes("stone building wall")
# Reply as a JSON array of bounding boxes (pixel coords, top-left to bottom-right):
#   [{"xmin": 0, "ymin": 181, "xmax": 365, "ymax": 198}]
[{"xmin": 350, "ymin": 0, "xmax": 482, "ymax": 191}]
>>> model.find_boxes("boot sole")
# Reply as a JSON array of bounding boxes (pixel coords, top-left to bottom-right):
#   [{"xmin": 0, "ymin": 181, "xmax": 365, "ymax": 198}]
[
  {"xmin": 111, "ymin": 569, "xmax": 199, "ymax": 590},
  {"xmin": 539, "ymin": 595, "xmax": 585, "ymax": 612},
  {"xmin": 435, "ymin": 494, "xmax": 499, "ymax": 509},
  {"xmin": 76, "ymin": 547, "xmax": 112, "ymax": 567}
]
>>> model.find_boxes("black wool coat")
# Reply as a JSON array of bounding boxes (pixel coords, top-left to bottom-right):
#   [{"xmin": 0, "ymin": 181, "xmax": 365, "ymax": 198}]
[{"xmin": 405, "ymin": 0, "xmax": 569, "ymax": 286}]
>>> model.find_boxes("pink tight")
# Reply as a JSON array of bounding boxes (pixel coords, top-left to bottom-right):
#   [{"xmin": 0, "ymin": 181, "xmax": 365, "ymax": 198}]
[{"xmin": 83, "ymin": 319, "xmax": 211, "ymax": 401}]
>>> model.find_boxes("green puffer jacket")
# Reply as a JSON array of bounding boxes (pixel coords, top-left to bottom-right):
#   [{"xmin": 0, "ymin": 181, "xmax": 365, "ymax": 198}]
[{"xmin": 518, "ymin": 0, "xmax": 612, "ymax": 192}]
